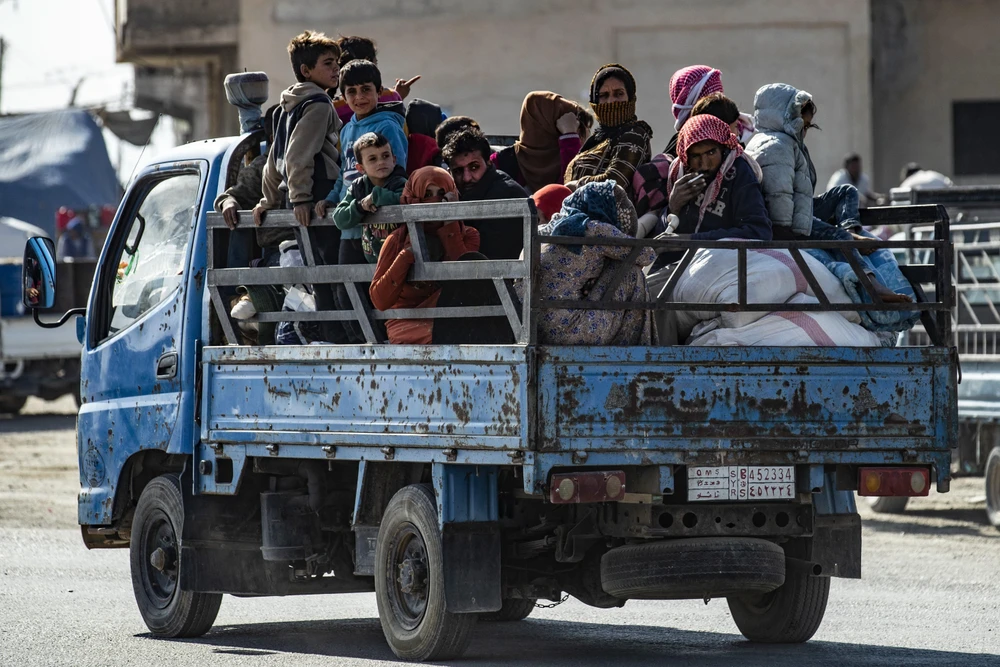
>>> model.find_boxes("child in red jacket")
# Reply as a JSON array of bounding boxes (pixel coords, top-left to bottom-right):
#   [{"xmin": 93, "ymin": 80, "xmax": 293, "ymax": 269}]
[{"xmin": 369, "ymin": 167, "xmax": 481, "ymax": 344}]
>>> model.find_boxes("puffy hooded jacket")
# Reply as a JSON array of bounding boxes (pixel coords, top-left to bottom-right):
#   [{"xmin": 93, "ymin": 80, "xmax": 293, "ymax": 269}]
[{"xmin": 745, "ymin": 83, "xmax": 817, "ymax": 237}]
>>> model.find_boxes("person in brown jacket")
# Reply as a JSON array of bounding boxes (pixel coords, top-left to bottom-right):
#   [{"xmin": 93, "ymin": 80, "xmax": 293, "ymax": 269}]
[{"xmin": 565, "ymin": 63, "xmax": 653, "ymax": 203}]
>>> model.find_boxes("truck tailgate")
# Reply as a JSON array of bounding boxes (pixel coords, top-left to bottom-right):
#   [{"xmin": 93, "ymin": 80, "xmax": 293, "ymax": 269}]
[{"xmin": 537, "ymin": 346, "xmax": 955, "ymax": 466}]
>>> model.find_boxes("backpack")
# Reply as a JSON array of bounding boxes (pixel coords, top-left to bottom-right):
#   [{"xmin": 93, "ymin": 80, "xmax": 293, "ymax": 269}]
[{"xmin": 271, "ymin": 94, "xmax": 335, "ymax": 205}]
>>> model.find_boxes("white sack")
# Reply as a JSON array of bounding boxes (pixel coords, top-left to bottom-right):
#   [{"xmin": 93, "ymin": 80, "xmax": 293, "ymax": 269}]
[
  {"xmin": 687, "ymin": 295, "xmax": 881, "ymax": 347},
  {"xmin": 670, "ymin": 244, "xmax": 859, "ymax": 339}
]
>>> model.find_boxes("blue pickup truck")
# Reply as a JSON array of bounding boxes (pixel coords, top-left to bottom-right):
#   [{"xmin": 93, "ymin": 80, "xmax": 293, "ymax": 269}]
[{"xmin": 23, "ymin": 131, "xmax": 957, "ymax": 661}]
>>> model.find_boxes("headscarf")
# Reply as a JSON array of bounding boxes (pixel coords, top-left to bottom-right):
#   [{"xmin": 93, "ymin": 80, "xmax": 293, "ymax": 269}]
[
  {"xmin": 666, "ymin": 115, "xmax": 762, "ymax": 229},
  {"xmin": 532, "ymin": 184, "xmax": 572, "ymax": 221},
  {"xmin": 669, "ymin": 65, "xmax": 724, "ymax": 130},
  {"xmin": 548, "ymin": 181, "xmax": 636, "ymax": 252},
  {"xmin": 401, "ymin": 166, "xmax": 458, "ymax": 204},
  {"xmin": 515, "ymin": 91, "xmax": 588, "ymax": 192},
  {"xmin": 405, "ymin": 98, "xmax": 444, "ymax": 138},
  {"xmin": 584, "ymin": 63, "xmax": 640, "ymax": 150}
]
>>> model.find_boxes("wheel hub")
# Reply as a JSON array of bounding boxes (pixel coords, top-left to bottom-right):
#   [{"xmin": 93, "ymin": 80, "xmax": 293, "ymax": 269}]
[{"xmin": 398, "ymin": 556, "xmax": 427, "ymax": 596}]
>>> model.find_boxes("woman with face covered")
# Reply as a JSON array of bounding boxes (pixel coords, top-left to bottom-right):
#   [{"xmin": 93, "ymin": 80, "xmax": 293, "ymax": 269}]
[
  {"xmin": 564, "ymin": 64, "xmax": 653, "ymax": 200},
  {"xmin": 490, "ymin": 91, "xmax": 592, "ymax": 193},
  {"xmin": 524, "ymin": 180, "xmax": 655, "ymax": 345}
]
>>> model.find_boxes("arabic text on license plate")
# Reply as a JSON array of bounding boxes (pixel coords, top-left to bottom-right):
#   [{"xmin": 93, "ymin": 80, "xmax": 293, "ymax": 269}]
[{"xmin": 687, "ymin": 466, "xmax": 795, "ymax": 502}]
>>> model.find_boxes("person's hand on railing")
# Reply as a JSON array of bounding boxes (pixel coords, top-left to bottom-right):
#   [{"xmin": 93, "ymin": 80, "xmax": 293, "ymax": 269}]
[
  {"xmin": 668, "ymin": 172, "xmax": 707, "ymax": 215},
  {"xmin": 294, "ymin": 202, "xmax": 312, "ymax": 227},
  {"xmin": 252, "ymin": 204, "xmax": 266, "ymax": 227},
  {"xmin": 221, "ymin": 198, "xmax": 240, "ymax": 230},
  {"xmin": 850, "ymin": 232, "xmax": 878, "ymax": 255},
  {"xmin": 360, "ymin": 194, "xmax": 378, "ymax": 213},
  {"xmin": 315, "ymin": 200, "xmax": 331, "ymax": 218}
]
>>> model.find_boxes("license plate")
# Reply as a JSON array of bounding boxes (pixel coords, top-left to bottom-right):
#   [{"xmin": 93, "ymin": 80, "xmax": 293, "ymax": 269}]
[{"xmin": 687, "ymin": 466, "xmax": 796, "ymax": 502}]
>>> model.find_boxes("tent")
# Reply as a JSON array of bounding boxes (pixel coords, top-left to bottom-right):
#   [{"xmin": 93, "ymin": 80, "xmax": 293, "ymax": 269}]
[{"xmin": 0, "ymin": 109, "xmax": 121, "ymax": 236}]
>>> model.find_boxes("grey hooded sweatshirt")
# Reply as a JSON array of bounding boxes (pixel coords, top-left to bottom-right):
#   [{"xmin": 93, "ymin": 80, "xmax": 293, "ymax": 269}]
[
  {"xmin": 745, "ymin": 83, "xmax": 817, "ymax": 237},
  {"xmin": 259, "ymin": 81, "xmax": 343, "ymax": 209}
]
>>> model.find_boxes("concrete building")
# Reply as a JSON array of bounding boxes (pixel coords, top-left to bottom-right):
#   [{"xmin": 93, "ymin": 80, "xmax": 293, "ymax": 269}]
[
  {"xmin": 871, "ymin": 0, "xmax": 1000, "ymax": 189},
  {"xmin": 115, "ymin": 0, "xmax": 999, "ymax": 192}
]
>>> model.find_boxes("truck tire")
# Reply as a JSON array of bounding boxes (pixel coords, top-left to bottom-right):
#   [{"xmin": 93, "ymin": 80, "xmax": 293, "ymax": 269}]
[
  {"xmin": 480, "ymin": 598, "xmax": 535, "ymax": 622},
  {"xmin": 130, "ymin": 475, "xmax": 222, "ymax": 637},
  {"xmin": 600, "ymin": 537, "xmax": 785, "ymax": 600},
  {"xmin": 986, "ymin": 447, "xmax": 1000, "ymax": 529},
  {"xmin": 375, "ymin": 484, "xmax": 476, "ymax": 661},
  {"xmin": 866, "ymin": 496, "xmax": 909, "ymax": 514},
  {"xmin": 727, "ymin": 564, "xmax": 830, "ymax": 643},
  {"xmin": 0, "ymin": 395, "xmax": 26, "ymax": 415}
]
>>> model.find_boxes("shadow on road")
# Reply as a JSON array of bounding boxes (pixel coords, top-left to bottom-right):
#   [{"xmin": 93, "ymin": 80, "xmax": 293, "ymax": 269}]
[
  {"xmin": 0, "ymin": 413, "xmax": 77, "ymax": 434},
  {"xmin": 147, "ymin": 617, "xmax": 999, "ymax": 666}
]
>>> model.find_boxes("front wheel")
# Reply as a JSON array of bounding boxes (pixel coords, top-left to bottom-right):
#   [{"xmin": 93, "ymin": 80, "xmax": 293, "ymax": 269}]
[
  {"xmin": 727, "ymin": 565, "xmax": 830, "ymax": 643},
  {"xmin": 985, "ymin": 447, "xmax": 1000, "ymax": 529},
  {"xmin": 130, "ymin": 475, "xmax": 222, "ymax": 637},
  {"xmin": 375, "ymin": 484, "xmax": 476, "ymax": 661}
]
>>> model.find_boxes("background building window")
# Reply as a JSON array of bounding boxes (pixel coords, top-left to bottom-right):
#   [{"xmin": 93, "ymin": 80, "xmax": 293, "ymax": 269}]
[{"xmin": 953, "ymin": 101, "xmax": 1000, "ymax": 176}]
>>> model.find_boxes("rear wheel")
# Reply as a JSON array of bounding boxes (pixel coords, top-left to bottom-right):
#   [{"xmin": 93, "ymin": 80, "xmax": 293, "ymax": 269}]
[
  {"xmin": 866, "ymin": 496, "xmax": 909, "ymax": 514},
  {"xmin": 985, "ymin": 447, "xmax": 1000, "ymax": 529},
  {"xmin": 727, "ymin": 565, "xmax": 830, "ymax": 643},
  {"xmin": 130, "ymin": 475, "xmax": 222, "ymax": 637},
  {"xmin": 375, "ymin": 484, "xmax": 476, "ymax": 661},
  {"xmin": 480, "ymin": 598, "xmax": 535, "ymax": 622}
]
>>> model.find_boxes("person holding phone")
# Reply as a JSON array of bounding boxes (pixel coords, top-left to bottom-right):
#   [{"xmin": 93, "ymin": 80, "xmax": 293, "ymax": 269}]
[{"xmin": 649, "ymin": 114, "xmax": 771, "ymax": 272}]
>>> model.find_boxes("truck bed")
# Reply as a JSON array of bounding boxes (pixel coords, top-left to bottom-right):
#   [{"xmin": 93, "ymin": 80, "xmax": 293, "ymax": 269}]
[{"xmin": 202, "ymin": 343, "xmax": 955, "ymax": 490}]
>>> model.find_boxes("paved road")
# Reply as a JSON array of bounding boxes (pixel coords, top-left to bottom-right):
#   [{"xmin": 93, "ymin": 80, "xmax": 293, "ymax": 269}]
[{"xmin": 1, "ymin": 398, "xmax": 998, "ymax": 666}]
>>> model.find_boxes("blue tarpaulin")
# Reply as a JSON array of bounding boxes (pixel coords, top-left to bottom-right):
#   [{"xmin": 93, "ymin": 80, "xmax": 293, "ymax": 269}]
[{"xmin": 0, "ymin": 109, "xmax": 121, "ymax": 236}]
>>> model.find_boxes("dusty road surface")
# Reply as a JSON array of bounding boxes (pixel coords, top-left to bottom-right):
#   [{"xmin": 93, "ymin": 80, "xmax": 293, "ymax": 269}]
[{"xmin": 1, "ymin": 397, "xmax": 998, "ymax": 666}]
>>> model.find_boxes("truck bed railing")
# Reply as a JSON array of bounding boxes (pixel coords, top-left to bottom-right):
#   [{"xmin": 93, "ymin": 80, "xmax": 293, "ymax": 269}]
[
  {"xmin": 205, "ymin": 202, "xmax": 953, "ymax": 347},
  {"xmin": 904, "ymin": 218, "xmax": 1000, "ymax": 357}
]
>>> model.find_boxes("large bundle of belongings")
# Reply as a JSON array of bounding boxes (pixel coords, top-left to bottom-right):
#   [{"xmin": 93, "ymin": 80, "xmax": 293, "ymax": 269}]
[{"xmin": 659, "ymin": 240, "xmax": 919, "ymax": 347}]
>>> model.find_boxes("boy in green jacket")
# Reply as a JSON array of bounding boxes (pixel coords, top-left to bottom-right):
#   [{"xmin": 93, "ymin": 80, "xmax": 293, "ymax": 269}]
[{"xmin": 332, "ymin": 132, "xmax": 407, "ymax": 263}]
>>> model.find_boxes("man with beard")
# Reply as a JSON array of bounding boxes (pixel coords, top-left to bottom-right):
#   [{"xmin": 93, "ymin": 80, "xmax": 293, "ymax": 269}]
[{"xmin": 442, "ymin": 127, "xmax": 528, "ymax": 259}]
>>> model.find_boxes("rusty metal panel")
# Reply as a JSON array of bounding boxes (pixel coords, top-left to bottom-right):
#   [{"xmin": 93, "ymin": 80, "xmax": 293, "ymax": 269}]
[
  {"xmin": 202, "ymin": 345, "xmax": 528, "ymax": 450},
  {"xmin": 537, "ymin": 346, "xmax": 955, "ymax": 457}
]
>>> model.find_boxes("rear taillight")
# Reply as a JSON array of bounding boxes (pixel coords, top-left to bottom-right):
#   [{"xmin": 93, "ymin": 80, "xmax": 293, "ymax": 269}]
[
  {"xmin": 857, "ymin": 467, "xmax": 930, "ymax": 497},
  {"xmin": 549, "ymin": 471, "xmax": 626, "ymax": 504}
]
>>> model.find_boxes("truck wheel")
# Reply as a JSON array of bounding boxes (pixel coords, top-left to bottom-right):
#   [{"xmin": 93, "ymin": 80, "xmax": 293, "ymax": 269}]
[
  {"xmin": 727, "ymin": 565, "xmax": 830, "ymax": 643},
  {"xmin": 986, "ymin": 447, "xmax": 1000, "ymax": 529},
  {"xmin": 601, "ymin": 537, "xmax": 785, "ymax": 600},
  {"xmin": 0, "ymin": 395, "xmax": 27, "ymax": 414},
  {"xmin": 375, "ymin": 484, "xmax": 476, "ymax": 661},
  {"xmin": 866, "ymin": 496, "xmax": 909, "ymax": 514},
  {"xmin": 130, "ymin": 475, "xmax": 222, "ymax": 637},
  {"xmin": 480, "ymin": 598, "xmax": 535, "ymax": 622}
]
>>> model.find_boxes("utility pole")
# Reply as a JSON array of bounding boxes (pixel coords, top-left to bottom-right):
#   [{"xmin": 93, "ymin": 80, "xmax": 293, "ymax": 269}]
[{"xmin": 0, "ymin": 37, "xmax": 6, "ymax": 114}]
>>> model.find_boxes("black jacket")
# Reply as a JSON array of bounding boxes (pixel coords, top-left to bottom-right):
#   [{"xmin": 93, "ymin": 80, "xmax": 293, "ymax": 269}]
[{"xmin": 459, "ymin": 166, "xmax": 529, "ymax": 260}]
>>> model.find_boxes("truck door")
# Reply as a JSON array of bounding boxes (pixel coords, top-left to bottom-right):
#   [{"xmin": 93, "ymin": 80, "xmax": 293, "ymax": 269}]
[{"xmin": 77, "ymin": 162, "xmax": 206, "ymax": 526}]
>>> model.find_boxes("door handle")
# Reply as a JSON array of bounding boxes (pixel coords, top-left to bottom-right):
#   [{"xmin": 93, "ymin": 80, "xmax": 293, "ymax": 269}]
[{"xmin": 156, "ymin": 351, "xmax": 178, "ymax": 379}]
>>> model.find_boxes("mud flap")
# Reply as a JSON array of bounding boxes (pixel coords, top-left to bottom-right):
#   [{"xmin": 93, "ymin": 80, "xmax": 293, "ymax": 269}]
[{"xmin": 442, "ymin": 523, "xmax": 502, "ymax": 613}]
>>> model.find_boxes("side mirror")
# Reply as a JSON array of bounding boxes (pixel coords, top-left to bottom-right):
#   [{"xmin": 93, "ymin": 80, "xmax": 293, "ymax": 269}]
[{"xmin": 23, "ymin": 236, "xmax": 56, "ymax": 310}]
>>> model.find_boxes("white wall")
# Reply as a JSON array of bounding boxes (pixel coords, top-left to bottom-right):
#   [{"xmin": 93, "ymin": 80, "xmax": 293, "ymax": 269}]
[{"xmin": 239, "ymin": 0, "xmax": 871, "ymax": 189}]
